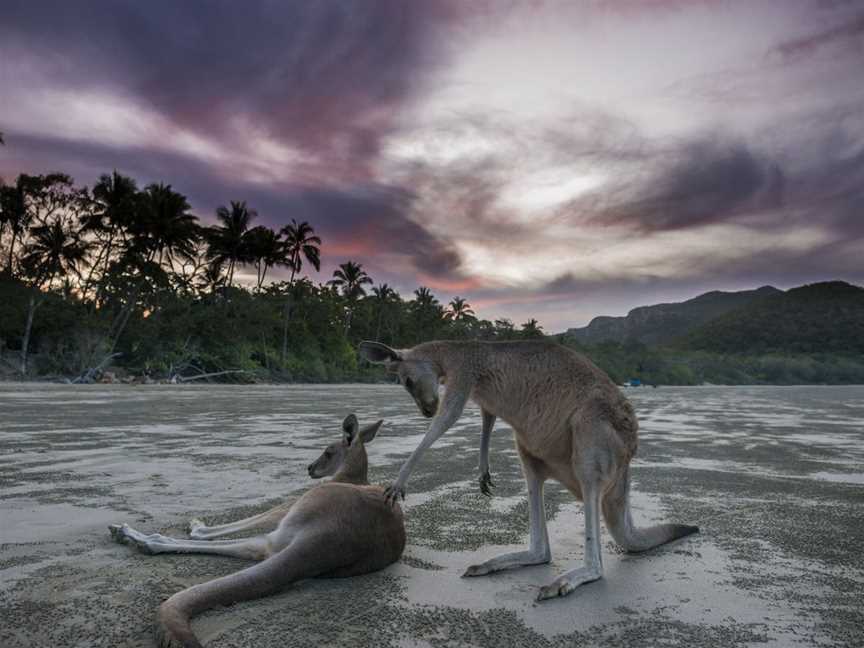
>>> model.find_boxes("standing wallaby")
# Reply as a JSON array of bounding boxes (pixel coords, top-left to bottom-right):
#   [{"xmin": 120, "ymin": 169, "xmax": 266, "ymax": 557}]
[
  {"xmin": 109, "ymin": 414, "xmax": 405, "ymax": 648},
  {"xmin": 359, "ymin": 339, "xmax": 698, "ymax": 601}
]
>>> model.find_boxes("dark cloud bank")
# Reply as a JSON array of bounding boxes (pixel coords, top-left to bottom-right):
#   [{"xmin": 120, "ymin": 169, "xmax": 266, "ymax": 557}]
[{"xmin": 2, "ymin": 1, "xmax": 863, "ymax": 325}]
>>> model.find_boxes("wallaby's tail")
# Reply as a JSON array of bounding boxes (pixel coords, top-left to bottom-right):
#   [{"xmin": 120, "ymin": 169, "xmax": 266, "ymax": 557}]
[
  {"xmin": 156, "ymin": 537, "xmax": 328, "ymax": 648},
  {"xmin": 602, "ymin": 465, "xmax": 699, "ymax": 553}
]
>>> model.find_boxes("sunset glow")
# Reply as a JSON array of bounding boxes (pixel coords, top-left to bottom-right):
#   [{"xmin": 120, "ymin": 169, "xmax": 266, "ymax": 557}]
[{"xmin": 2, "ymin": 0, "xmax": 862, "ymax": 330}]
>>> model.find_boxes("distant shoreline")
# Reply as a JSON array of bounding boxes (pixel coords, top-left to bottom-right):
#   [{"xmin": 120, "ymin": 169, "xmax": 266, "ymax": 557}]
[{"xmin": 3, "ymin": 377, "xmax": 863, "ymax": 388}]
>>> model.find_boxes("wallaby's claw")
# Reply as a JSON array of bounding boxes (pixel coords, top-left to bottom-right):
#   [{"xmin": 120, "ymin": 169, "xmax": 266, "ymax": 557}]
[
  {"xmin": 479, "ymin": 471, "xmax": 495, "ymax": 497},
  {"xmin": 108, "ymin": 524, "xmax": 124, "ymax": 542},
  {"xmin": 384, "ymin": 483, "xmax": 405, "ymax": 506}
]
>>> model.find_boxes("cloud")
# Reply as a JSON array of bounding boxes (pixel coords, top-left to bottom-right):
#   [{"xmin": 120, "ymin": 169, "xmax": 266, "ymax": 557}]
[
  {"xmin": 0, "ymin": 0, "xmax": 464, "ymax": 175},
  {"xmin": 772, "ymin": 11, "xmax": 864, "ymax": 62},
  {"xmin": 3, "ymin": 0, "xmax": 864, "ymax": 332},
  {"xmin": 571, "ymin": 137, "xmax": 785, "ymax": 232}
]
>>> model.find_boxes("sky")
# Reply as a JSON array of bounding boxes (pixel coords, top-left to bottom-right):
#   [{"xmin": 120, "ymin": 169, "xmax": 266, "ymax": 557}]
[{"xmin": 1, "ymin": 0, "xmax": 863, "ymax": 331}]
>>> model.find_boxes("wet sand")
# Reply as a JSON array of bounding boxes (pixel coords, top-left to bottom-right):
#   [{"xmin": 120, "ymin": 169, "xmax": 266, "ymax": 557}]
[{"xmin": 1, "ymin": 384, "xmax": 862, "ymax": 647}]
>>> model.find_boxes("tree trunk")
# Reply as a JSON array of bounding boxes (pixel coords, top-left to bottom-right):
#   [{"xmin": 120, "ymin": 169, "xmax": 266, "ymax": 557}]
[
  {"xmin": 20, "ymin": 294, "xmax": 41, "ymax": 377},
  {"xmin": 375, "ymin": 307, "xmax": 383, "ymax": 342},
  {"xmin": 281, "ymin": 292, "xmax": 293, "ymax": 365},
  {"xmin": 280, "ymin": 266, "xmax": 298, "ymax": 365},
  {"xmin": 105, "ymin": 279, "xmax": 143, "ymax": 356},
  {"xmin": 344, "ymin": 305, "xmax": 353, "ymax": 338},
  {"xmin": 176, "ymin": 370, "xmax": 250, "ymax": 383},
  {"xmin": 6, "ymin": 231, "xmax": 17, "ymax": 276}
]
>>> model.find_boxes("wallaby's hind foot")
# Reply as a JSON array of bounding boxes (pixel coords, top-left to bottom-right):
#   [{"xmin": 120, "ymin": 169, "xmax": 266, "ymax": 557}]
[
  {"xmin": 187, "ymin": 518, "xmax": 205, "ymax": 537},
  {"xmin": 109, "ymin": 523, "xmax": 158, "ymax": 555},
  {"xmin": 462, "ymin": 549, "xmax": 551, "ymax": 577},
  {"xmin": 536, "ymin": 565, "xmax": 602, "ymax": 601}
]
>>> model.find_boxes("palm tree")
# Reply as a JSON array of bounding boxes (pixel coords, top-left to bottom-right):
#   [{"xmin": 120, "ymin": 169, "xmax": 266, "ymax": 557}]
[
  {"xmin": 206, "ymin": 201, "xmax": 256, "ymax": 287},
  {"xmin": 329, "ymin": 261, "xmax": 373, "ymax": 335},
  {"xmin": 494, "ymin": 317, "xmax": 516, "ymax": 339},
  {"xmin": 21, "ymin": 220, "xmax": 91, "ymax": 287},
  {"xmin": 412, "ymin": 286, "xmax": 441, "ymax": 343},
  {"xmin": 279, "ymin": 219, "xmax": 321, "ymax": 362},
  {"xmin": 0, "ymin": 176, "xmax": 30, "ymax": 276},
  {"xmin": 19, "ymin": 219, "xmax": 92, "ymax": 375},
  {"xmin": 520, "ymin": 318, "xmax": 544, "ymax": 338},
  {"xmin": 244, "ymin": 226, "xmax": 286, "ymax": 290},
  {"xmin": 329, "ymin": 261, "xmax": 373, "ymax": 299},
  {"xmin": 82, "ymin": 171, "xmax": 139, "ymax": 300},
  {"xmin": 281, "ymin": 220, "xmax": 321, "ymax": 286},
  {"xmin": 371, "ymin": 283, "xmax": 397, "ymax": 341},
  {"xmin": 135, "ymin": 183, "xmax": 200, "ymax": 268},
  {"xmin": 413, "ymin": 286, "xmax": 438, "ymax": 308},
  {"xmin": 101, "ymin": 184, "xmax": 199, "ymax": 358},
  {"xmin": 446, "ymin": 296, "xmax": 476, "ymax": 321}
]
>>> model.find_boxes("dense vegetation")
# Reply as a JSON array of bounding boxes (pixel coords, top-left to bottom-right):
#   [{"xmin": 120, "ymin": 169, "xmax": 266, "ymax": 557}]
[
  {"xmin": 567, "ymin": 285, "xmax": 781, "ymax": 346},
  {"xmin": 681, "ymin": 281, "xmax": 864, "ymax": 355},
  {"xmin": 0, "ymin": 170, "xmax": 544, "ymax": 382},
  {"xmin": 1, "ymin": 168, "xmax": 861, "ymax": 385},
  {"xmin": 556, "ymin": 280, "xmax": 864, "ymax": 385}
]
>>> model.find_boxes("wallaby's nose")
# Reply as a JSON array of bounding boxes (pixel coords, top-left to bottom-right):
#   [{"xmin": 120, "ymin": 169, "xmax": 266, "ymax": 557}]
[{"xmin": 307, "ymin": 464, "xmax": 315, "ymax": 476}]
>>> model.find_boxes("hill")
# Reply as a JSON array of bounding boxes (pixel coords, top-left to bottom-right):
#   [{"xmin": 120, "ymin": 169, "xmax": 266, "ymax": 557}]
[
  {"xmin": 566, "ymin": 285, "xmax": 781, "ymax": 345},
  {"xmin": 680, "ymin": 281, "xmax": 864, "ymax": 355}
]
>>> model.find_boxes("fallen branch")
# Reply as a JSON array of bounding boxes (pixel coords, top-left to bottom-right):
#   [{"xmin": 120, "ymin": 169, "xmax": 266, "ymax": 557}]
[
  {"xmin": 173, "ymin": 370, "xmax": 250, "ymax": 383},
  {"xmin": 73, "ymin": 353, "xmax": 123, "ymax": 384}
]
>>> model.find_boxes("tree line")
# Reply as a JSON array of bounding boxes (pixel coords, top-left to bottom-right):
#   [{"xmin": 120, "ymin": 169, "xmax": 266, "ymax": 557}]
[{"xmin": 0, "ymin": 169, "xmax": 544, "ymax": 381}]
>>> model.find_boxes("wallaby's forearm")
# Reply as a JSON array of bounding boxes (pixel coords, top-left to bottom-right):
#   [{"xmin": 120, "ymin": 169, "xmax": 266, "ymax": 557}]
[
  {"xmin": 479, "ymin": 409, "xmax": 495, "ymax": 475},
  {"xmin": 190, "ymin": 501, "xmax": 294, "ymax": 539},
  {"xmin": 477, "ymin": 408, "xmax": 496, "ymax": 496},
  {"xmin": 387, "ymin": 379, "xmax": 471, "ymax": 499}
]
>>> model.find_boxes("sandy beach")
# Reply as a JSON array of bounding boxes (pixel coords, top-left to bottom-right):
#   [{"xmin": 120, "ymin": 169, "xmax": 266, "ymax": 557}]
[{"xmin": 1, "ymin": 383, "xmax": 862, "ymax": 647}]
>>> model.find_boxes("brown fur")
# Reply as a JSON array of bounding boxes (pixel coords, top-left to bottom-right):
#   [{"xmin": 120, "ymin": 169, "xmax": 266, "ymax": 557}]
[
  {"xmin": 110, "ymin": 415, "xmax": 404, "ymax": 648},
  {"xmin": 360, "ymin": 339, "xmax": 697, "ymax": 600}
]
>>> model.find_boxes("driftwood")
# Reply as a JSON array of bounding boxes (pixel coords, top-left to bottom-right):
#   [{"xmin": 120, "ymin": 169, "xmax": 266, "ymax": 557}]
[
  {"xmin": 73, "ymin": 353, "xmax": 123, "ymax": 384},
  {"xmin": 171, "ymin": 370, "xmax": 250, "ymax": 383}
]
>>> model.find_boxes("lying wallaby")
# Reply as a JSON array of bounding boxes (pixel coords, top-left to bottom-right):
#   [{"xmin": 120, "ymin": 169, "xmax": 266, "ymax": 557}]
[
  {"xmin": 109, "ymin": 415, "xmax": 405, "ymax": 648},
  {"xmin": 359, "ymin": 339, "xmax": 698, "ymax": 601}
]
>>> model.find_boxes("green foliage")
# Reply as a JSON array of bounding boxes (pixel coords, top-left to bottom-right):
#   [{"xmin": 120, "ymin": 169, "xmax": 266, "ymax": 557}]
[
  {"xmin": 682, "ymin": 281, "xmax": 864, "ymax": 355},
  {"xmin": 556, "ymin": 334, "xmax": 864, "ymax": 386},
  {"xmin": 1, "ymin": 168, "xmax": 861, "ymax": 385},
  {"xmin": 0, "ymin": 169, "xmax": 521, "ymax": 381}
]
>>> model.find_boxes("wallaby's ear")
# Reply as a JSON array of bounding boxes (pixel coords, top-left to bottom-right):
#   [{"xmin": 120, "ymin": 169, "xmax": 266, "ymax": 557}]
[
  {"xmin": 358, "ymin": 341, "xmax": 402, "ymax": 365},
  {"xmin": 342, "ymin": 414, "xmax": 359, "ymax": 444},
  {"xmin": 359, "ymin": 419, "xmax": 384, "ymax": 444}
]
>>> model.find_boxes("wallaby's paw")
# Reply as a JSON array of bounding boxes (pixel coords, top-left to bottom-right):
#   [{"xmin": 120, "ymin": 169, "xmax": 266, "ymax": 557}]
[
  {"xmin": 462, "ymin": 563, "xmax": 493, "ymax": 577},
  {"xmin": 384, "ymin": 482, "xmax": 405, "ymax": 506},
  {"xmin": 536, "ymin": 567, "xmax": 601, "ymax": 601},
  {"xmin": 478, "ymin": 470, "xmax": 495, "ymax": 497},
  {"xmin": 111, "ymin": 523, "xmax": 157, "ymax": 554},
  {"xmin": 108, "ymin": 524, "xmax": 124, "ymax": 543},
  {"xmin": 187, "ymin": 518, "xmax": 208, "ymax": 539},
  {"xmin": 536, "ymin": 581, "xmax": 572, "ymax": 601}
]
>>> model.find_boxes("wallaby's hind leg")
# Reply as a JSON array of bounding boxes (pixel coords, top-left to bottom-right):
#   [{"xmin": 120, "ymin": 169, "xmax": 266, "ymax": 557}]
[
  {"xmin": 536, "ymin": 480, "xmax": 603, "ymax": 600},
  {"xmin": 109, "ymin": 523, "xmax": 271, "ymax": 560},
  {"xmin": 463, "ymin": 445, "xmax": 551, "ymax": 577},
  {"xmin": 536, "ymin": 417, "xmax": 617, "ymax": 600},
  {"xmin": 188, "ymin": 502, "xmax": 293, "ymax": 540},
  {"xmin": 602, "ymin": 465, "xmax": 699, "ymax": 553}
]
